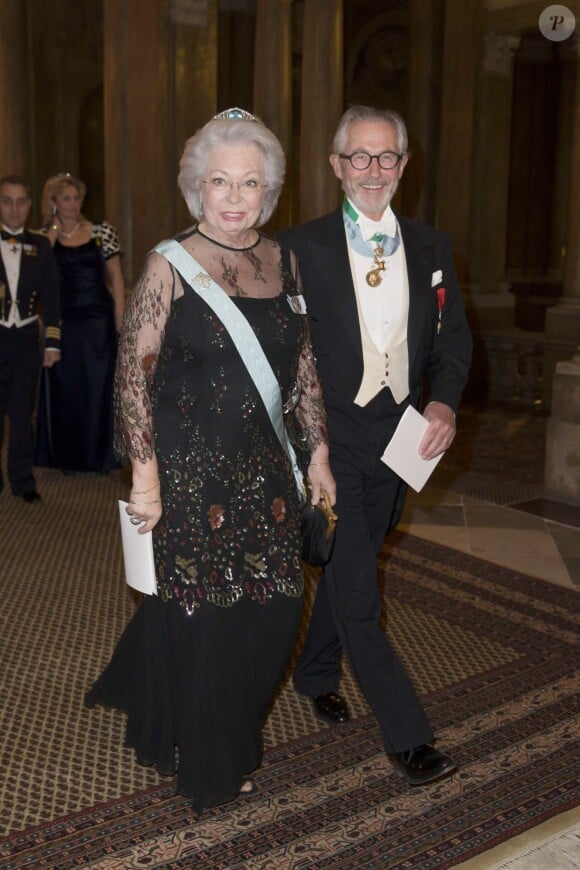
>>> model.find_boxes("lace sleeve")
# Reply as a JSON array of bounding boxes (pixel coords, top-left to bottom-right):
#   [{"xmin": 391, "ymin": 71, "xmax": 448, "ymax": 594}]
[
  {"xmin": 293, "ymin": 321, "xmax": 328, "ymax": 454},
  {"xmin": 282, "ymin": 249, "xmax": 328, "ymax": 455},
  {"xmin": 113, "ymin": 252, "xmax": 174, "ymax": 463}
]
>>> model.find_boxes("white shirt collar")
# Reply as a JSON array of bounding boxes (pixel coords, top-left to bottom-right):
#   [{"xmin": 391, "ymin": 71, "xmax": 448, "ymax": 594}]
[
  {"xmin": 355, "ymin": 205, "xmax": 397, "ymax": 243},
  {"xmin": 1, "ymin": 225, "xmax": 25, "ymax": 235}
]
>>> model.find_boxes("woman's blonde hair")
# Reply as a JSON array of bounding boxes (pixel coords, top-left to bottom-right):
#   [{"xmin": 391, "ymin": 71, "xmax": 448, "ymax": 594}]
[{"xmin": 40, "ymin": 172, "xmax": 87, "ymax": 226}]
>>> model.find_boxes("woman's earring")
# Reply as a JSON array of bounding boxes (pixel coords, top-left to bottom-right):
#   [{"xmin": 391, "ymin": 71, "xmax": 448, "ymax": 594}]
[
  {"xmin": 199, "ymin": 199, "xmax": 204, "ymax": 221},
  {"xmin": 52, "ymin": 204, "xmax": 57, "ymax": 216}
]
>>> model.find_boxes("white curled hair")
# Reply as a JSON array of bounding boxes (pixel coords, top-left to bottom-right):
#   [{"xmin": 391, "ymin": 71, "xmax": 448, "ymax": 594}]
[{"xmin": 178, "ymin": 117, "xmax": 286, "ymax": 226}]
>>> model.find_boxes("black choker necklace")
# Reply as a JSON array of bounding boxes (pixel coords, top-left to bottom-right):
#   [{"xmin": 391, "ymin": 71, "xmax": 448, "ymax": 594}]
[{"xmin": 197, "ymin": 227, "xmax": 259, "ymax": 252}]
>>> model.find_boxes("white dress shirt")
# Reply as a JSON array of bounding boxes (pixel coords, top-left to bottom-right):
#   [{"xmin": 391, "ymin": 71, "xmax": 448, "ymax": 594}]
[
  {"xmin": 346, "ymin": 205, "xmax": 407, "ymax": 351},
  {"xmin": 0, "ymin": 225, "xmax": 26, "ymax": 327}
]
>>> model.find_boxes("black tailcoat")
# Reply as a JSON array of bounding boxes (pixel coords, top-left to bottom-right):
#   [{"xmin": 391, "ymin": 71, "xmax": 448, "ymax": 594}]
[
  {"xmin": 278, "ymin": 209, "xmax": 472, "ymax": 752},
  {"xmin": 0, "ymin": 230, "xmax": 60, "ymax": 493}
]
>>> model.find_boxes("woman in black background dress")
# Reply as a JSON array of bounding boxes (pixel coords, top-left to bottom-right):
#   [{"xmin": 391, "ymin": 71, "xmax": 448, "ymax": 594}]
[
  {"xmin": 35, "ymin": 173, "xmax": 125, "ymax": 473},
  {"xmin": 85, "ymin": 110, "xmax": 336, "ymax": 812}
]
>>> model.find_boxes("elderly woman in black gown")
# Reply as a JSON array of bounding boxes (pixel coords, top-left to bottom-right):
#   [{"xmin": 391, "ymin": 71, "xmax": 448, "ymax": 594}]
[{"xmin": 85, "ymin": 109, "xmax": 335, "ymax": 811}]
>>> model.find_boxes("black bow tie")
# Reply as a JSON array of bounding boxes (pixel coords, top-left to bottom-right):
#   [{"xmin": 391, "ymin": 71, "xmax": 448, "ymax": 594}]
[{"xmin": 1, "ymin": 230, "xmax": 24, "ymax": 243}]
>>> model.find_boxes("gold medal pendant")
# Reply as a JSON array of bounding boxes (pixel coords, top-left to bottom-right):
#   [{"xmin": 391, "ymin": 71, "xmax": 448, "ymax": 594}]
[
  {"xmin": 366, "ymin": 268, "xmax": 382, "ymax": 287},
  {"xmin": 365, "ymin": 244, "xmax": 386, "ymax": 287}
]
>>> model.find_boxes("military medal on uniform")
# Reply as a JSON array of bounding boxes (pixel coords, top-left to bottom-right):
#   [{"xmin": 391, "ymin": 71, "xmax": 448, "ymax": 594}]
[{"xmin": 0, "ymin": 231, "xmax": 22, "ymax": 254}]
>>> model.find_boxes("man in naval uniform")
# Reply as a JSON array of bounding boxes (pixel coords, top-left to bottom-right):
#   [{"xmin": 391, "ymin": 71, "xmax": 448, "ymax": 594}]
[
  {"xmin": 0, "ymin": 176, "xmax": 61, "ymax": 502},
  {"xmin": 278, "ymin": 106, "xmax": 472, "ymax": 786}
]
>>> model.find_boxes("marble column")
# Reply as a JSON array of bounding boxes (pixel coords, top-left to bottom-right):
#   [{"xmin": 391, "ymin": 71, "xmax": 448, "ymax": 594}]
[
  {"xmin": 545, "ymin": 37, "xmax": 580, "ymax": 339},
  {"xmin": 125, "ymin": 0, "xmax": 177, "ymax": 275},
  {"xmin": 298, "ymin": 0, "xmax": 343, "ymax": 222},
  {"xmin": 435, "ymin": 0, "xmax": 482, "ymax": 282},
  {"xmin": 473, "ymin": 33, "xmax": 520, "ymax": 328},
  {"xmin": 104, "ymin": 0, "xmax": 218, "ymax": 283},
  {"xmin": 544, "ymin": 38, "xmax": 580, "ymax": 503},
  {"xmin": 0, "ymin": 1, "xmax": 30, "ymax": 179},
  {"xmin": 545, "ymin": 348, "xmax": 580, "ymax": 505},
  {"xmin": 406, "ymin": 0, "xmax": 439, "ymax": 224},
  {"xmin": 104, "ymin": 0, "xmax": 176, "ymax": 283},
  {"xmin": 173, "ymin": 0, "xmax": 218, "ymax": 230},
  {"xmin": 103, "ymin": 0, "xmax": 133, "ymax": 279},
  {"xmin": 544, "ymin": 33, "xmax": 580, "ymax": 399},
  {"xmin": 253, "ymin": 0, "xmax": 293, "ymax": 230}
]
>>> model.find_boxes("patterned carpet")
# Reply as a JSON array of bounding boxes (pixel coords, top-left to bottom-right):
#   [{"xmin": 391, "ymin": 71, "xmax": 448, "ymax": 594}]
[{"xmin": 0, "ymin": 461, "xmax": 578, "ymax": 868}]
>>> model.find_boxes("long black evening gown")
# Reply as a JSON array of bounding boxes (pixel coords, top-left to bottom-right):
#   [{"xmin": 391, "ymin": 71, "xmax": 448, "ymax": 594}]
[
  {"xmin": 85, "ymin": 230, "xmax": 328, "ymax": 812},
  {"xmin": 35, "ymin": 223, "xmax": 121, "ymax": 472}
]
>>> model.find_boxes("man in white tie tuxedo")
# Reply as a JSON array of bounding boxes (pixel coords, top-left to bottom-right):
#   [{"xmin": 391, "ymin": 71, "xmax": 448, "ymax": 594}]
[
  {"xmin": 277, "ymin": 106, "xmax": 472, "ymax": 785},
  {"xmin": 0, "ymin": 176, "xmax": 60, "ymax": 502}
]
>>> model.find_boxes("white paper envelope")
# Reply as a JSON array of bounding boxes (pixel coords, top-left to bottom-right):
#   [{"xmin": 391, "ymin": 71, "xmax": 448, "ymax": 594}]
[
  {"xmin": 381, "ymin": 406, "xmax": 444, "ymax": 492},
  {"xmin": 118, "ymin": 500, "xmax": 157, "ymax": 595}
]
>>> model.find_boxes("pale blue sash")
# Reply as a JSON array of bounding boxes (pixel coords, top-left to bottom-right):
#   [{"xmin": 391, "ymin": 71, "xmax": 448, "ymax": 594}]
[{"xmin": 154, "ymin": 239, "xmax": 305, "ymax": 498}]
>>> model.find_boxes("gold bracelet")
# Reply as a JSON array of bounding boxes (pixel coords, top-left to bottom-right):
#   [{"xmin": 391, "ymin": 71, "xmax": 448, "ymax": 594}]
[
  {"xmin": 309, "ymin": 462, "xmax": 330, "ymax": 466},
  {"xmin": 128, "ymin": 498, "xmax": 161, "ymax": 506},
  {"xmin": 131, "ymin": 480, "xmax": 160, "ymax": 495}
]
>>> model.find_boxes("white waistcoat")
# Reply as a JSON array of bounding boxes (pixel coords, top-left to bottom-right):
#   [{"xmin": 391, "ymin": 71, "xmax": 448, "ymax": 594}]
[{"xmin": 352, "ymin": 247, "xmax": 410, "ymax": 407}]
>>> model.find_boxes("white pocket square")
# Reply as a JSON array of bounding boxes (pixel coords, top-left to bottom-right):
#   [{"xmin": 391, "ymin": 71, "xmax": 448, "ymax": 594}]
[{"xmin": 431, "ymin": 270, "xmax": 443, "ymax": 287}]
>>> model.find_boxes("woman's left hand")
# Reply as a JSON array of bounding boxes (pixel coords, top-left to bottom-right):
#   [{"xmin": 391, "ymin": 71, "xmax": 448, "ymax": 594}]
[{"xmin": 307, "ymin": 461, "xmax": 336, "ymax": 507}]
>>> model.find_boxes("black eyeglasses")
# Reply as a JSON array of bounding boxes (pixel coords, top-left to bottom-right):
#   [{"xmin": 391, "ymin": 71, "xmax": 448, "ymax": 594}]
[{"xmin": 338, "ymin": 151, "xmax": 405, "ymax": 170}]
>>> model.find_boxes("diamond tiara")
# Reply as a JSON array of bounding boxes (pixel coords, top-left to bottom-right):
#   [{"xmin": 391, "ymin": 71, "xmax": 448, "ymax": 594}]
[{"xmin": 213, "ymin": 107, "xmax": 259, "ymax": 122}]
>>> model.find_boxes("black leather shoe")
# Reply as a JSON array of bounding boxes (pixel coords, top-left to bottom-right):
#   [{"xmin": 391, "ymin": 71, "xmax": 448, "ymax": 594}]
[
  {"xmin": 311, "ymin": 692, "xmax": 350, "ymax": 724},
  {"xmin": 19, "ymin": 489, "xmax": 42, "ymax": 503},
  {"xmin": 391, "ymin": 744, "xmax": 456, "ymax": 785}
]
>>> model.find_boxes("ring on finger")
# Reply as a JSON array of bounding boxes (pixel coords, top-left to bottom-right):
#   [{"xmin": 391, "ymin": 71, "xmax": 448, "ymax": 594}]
[{"xmin": 130, "ymin": 516, "xmax": 142, "ymax": 525}]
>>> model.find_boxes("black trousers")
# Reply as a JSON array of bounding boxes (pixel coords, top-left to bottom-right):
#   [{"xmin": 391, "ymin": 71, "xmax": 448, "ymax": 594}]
[
  {"xmin": 294, "ymin": 390, "xmax": 434, "ymax": 754},
  {"xmin": 0, "ymin": 326, "xmax": 41, "ymax": 494}
]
